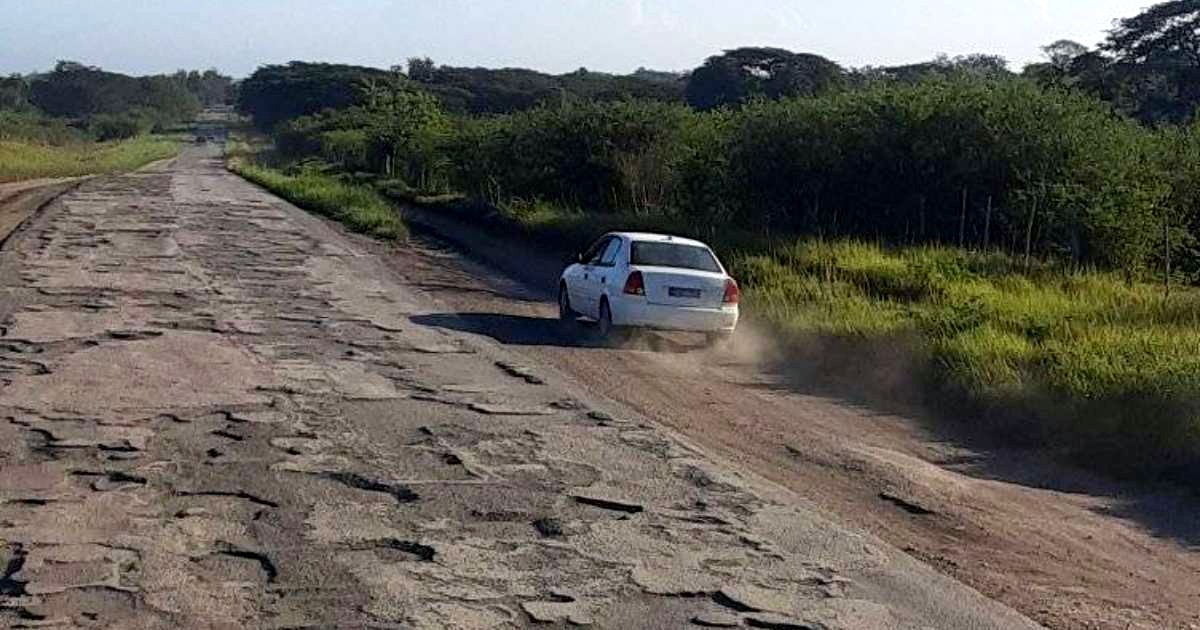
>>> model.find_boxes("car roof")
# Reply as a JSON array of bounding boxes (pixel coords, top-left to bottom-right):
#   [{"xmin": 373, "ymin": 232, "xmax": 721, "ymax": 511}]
[{"xmin": 608, "ymin": 232, "xmax": 710, "ymax": 249}]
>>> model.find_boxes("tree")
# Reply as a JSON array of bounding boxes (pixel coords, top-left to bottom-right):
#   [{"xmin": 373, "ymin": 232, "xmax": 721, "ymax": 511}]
[
  {"xmin": 631, "ymin": 67, "xmax": 684, "ymax": 83},
  {"xmin": 1025, "ymin": 41, "xmax": 1089, "ymax": 90},
  {"xmin": 858, "ymin": 54, "xmax": 1011, "ymax": 85},
  {"xmin": 28, "ymin": 62, "xmax": 199, "ymax": 126},
  {"xmin": 366, "ymin": 79, "xmax": 447, "ymax": 180},
  {"xmin": 951, "ymin": 54, "xmax": 1010, "ymax": 77},
  {"xmin": 685, "ymin": 47, "xmax": 843, "ymax": 110},
  {"xmin": 1105, "ymin": 0, "xmax": 1200, "ymax": 66},
  {"xmin": 413, "ymin": 64, "xmax": 681, "ymax": 114},
  {"xmin": 1076, "ymin": 2, "xmax": 1200, "ymax": 123},
  {"xmin": 0, "ymin": 75, "xmax": 29, "ymax": 111},
  {"xmin": 1043, "ymin": 40, "xmax": 1089, "ymax": 71},
  {"xmin": 238, "ymin": 62, "xmax": 392, "ymax": 131},
  {"xmin": 407, "ymin": 57, "xmax": 436, "ymax": 82},
  {"xmin": 184, "ymin": 69, "xmax": 235, "ymax": 106}
]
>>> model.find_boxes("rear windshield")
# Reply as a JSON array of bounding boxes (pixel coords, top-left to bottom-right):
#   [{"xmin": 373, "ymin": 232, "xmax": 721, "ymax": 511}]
[{"xmin": 630, "ymin": 241, "xmax": 721, "ymax": 272}]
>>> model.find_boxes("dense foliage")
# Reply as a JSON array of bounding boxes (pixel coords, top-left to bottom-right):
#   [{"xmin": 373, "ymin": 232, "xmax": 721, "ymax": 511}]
[
  {"xmin": 0, "ymin": 62, "xmax": 234, "ymax": 143},
  {"xmin": 414, "ymin": 63, "xmax": 684, "ymax": 114},
  {"xmin": 0, "ymin": 110, "xmax": 82, "ymax": 144},
  {"xmin": 273, "ymin": 77, "xmax": 449, "ymax": 189},
  {"xmin": 239, "ymin": 62, "xmax": 393, "ymax": 132},
  {"xmin": 267, "ymin": 72, "xmax": 1193, "ymax": 279},
  {"xmin": 1025, "ymin": 1, "xmax": 1200, "ymax": 124},
  {"xmin": 28, "ymin": 62, "xmax": 223, "ymax": 133},
  {"xmin": 239, "ymin": 60, "xmax": 683, "ymax": 128},
  {"xmin": 686, "ymin": 47, "xmax": 843, "ymax": 109}
]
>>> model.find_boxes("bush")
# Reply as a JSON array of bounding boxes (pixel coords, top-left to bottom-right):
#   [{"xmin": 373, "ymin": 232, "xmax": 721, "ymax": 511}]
[
  {"xmin": 272, "ymin": 84, "xmax": 450, "ymax": 191},
  {"xmin": 0, "ymin": 110, "xmax": 83, "ymax": 145},
  {"xmin": 438, "ymin": 76, "xmax": 1187, "ymax": 279},
  {"xmin": 90, "ymin": 112, "xmax": 153, "ymax": 141},
  {"xmin": 448, "ymin": 99, "xmax": 695, "ymax": 213}
]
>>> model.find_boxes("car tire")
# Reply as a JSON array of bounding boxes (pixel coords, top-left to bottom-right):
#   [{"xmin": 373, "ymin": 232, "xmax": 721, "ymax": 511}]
[
  {"xmin": 558, "ymin": 285, "xmax": 578, "ymax": 333},
  {"xmin": 597, "ymin": 299, "xmax": 628, "ymax": 344},
  {"xmin": 597, "ymin": 299, "xmax": 613, "ymax": 336}
]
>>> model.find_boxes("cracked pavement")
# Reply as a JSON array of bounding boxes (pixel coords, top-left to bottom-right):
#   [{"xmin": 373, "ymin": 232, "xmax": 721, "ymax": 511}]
[{"xmin": 0, "ymin": 146, "xmax": 1042, "ymax": 629}]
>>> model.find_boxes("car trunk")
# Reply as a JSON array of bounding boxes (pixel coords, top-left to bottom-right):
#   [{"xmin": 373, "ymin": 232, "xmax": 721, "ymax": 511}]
[{"xmin": 636, "ymin": 266, "xmax": 727, "ymax": 308}]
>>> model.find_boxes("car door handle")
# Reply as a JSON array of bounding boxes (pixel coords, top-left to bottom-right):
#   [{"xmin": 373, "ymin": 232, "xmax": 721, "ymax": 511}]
[{"xmin": 601, "ymin": 277, "xmax": 606, "ymax": 284}]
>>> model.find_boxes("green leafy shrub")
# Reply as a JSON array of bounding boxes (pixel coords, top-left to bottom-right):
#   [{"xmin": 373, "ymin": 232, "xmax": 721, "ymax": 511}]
[{"xmin": 90, "ymin": 112, "xmax": 154, "ymax": 141}]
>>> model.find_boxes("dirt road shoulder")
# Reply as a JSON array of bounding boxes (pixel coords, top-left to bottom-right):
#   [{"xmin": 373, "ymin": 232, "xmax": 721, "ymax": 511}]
[{"xmin": 393, "ymin": 201, "xmax": 1200, "ymax": 630}]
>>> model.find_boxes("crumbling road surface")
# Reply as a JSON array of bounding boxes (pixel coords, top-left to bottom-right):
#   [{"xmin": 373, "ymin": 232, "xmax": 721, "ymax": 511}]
[{"xmin": 0, "ymin": 145, "xmax": 1041, "ymax": 629}]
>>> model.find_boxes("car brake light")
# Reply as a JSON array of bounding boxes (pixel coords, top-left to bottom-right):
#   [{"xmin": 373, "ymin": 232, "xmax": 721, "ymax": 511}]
[
  {"xmin": 623, "ymin": 270, "xmax": 645, "ymax": 296},
  {"xmin": 723, "ymin": 278, "xmax": 740, "ymax": 304}
]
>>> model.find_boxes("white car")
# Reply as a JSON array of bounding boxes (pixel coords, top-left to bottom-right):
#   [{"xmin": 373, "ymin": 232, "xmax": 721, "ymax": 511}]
[{"xmin": 557, "ymin": 232, "xmax": 739, "ymax": 343}]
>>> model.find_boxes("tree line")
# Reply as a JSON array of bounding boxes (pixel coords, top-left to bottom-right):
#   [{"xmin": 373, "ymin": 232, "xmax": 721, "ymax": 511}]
[
  {"xmin": 1025, "ymin": 0, "xmax": 1200, "ymax": 125},
  {"xmin": 0, "ymin": 62, "xmax": 235, "ymax": 142},
  {"xmin": 238, "ymin": 0, "xmax": 1200, "ymax": 279}
]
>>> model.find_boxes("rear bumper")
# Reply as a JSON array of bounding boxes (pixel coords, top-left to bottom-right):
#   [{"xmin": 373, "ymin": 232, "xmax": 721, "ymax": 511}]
[{"xmin": 611, "ymin": 296, "xmax": 738, "ymax": 333}]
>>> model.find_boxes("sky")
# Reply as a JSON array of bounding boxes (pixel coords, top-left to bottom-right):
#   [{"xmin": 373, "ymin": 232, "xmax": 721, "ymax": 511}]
[{"xmin": 0, "ymin": 0, "xmax": 1154, "ymax": 77}]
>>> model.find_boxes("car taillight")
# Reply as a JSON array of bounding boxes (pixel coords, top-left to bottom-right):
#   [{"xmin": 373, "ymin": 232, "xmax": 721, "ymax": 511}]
[
  {"xmin": 623, "ymin": 270, "xmax": 645, "ymax": 296},
  {"xmin": 722, "ymin": 278, "xmax": 740, "ymax": 304}
]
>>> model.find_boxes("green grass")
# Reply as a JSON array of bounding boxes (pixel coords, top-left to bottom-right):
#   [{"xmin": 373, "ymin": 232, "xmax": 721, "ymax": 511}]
[
  {"xmin": 0, "ymin": 137, "xmax": 179, "ymax": 182},
  {"xmin": 230, "ymin": 162, "xmax": 406, "ymax": 240},
  {"xmin": 732, "ymin": 240, "xmax": 1200, "ymax": 477}
]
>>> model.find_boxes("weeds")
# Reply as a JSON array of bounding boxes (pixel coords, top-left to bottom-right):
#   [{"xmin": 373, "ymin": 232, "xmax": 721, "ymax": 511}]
[
  {"xmin": 732, "ymin": 240, "xmax": 1200, "ymax": 477},
  {"xmin": 0, "ymin": 137, "xmax": 178, "ymax": 182},
  {"xmin": 230, "ymin": 162, "xmax": 406, "ymax": 240}
]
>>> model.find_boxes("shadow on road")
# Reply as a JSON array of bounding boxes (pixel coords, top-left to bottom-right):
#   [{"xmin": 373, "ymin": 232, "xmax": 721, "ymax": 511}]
[
  {"xmin": 410, "ymin": 312, "xmax": 698, "ymax": 353},
  {"xmin": 412, "ymin": 312, "xmax": 584, "ymax": 347}
]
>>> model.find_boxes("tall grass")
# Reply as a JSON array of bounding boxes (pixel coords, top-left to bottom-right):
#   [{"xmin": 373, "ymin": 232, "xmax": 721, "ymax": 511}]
[
  {"xmin": 733, "ymin": 240, "xmax": 1200, "ymax": 477},
  {"xmin": 231, "ymin": 162, "xmax": 406, "ymax": 240},
  {"xmin": 0, "ymin": 137, "xmax": 178, "ymax": 182}
]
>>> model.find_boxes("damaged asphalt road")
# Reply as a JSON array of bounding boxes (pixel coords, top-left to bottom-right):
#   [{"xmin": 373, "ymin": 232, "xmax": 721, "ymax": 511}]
[{"xmin": 0, "ymin": 146, "xmax": 1042, "ymax": 629}]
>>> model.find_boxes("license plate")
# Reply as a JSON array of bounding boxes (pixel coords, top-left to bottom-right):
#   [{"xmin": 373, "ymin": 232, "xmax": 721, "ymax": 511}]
[{"xmin": 668, "ymin": 287, "xmax": 702, "ymax": 298}]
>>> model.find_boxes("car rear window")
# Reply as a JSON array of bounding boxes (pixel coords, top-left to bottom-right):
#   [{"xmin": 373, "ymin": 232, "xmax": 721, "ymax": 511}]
[{"xmin": 630, "ymin": 241, "xmax": 721, "ymax": 272}]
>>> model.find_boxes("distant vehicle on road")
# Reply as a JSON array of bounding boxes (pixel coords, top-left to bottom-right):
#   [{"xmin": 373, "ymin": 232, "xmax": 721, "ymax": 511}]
[{"xmin": 558, "ymin": 232, "xmax": 739, "ymax": 344}]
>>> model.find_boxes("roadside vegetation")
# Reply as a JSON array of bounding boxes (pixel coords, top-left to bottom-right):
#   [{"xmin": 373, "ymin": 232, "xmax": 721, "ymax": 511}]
[
  {"xmin": 739, "ymin": 242, "xmax": 1200, "ymax": 477},
  {"xmin": 0, "ymin": 61, "xmax": 235, "ymax": 182},
  {"xmin": 232, "ymin": 162, "xmax": 406, "ymax": 240},
  {"xmin": 231, "ymin": 1, "xmax": 1200, "ymax": 480},
  {"xmin": 0, "ymin": 135, "xmax": 177, "ymax": 182}
]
